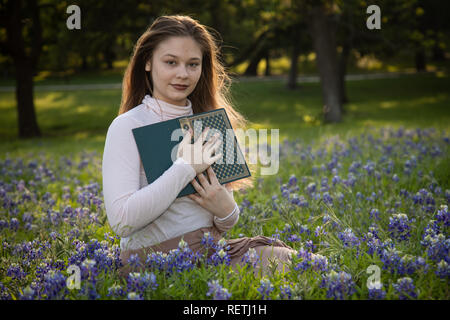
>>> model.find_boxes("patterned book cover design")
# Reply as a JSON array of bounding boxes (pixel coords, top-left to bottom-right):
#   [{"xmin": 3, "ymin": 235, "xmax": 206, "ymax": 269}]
[{"xmin": 179, "ymin": 108, "xmax": 250, "ymax": 184}]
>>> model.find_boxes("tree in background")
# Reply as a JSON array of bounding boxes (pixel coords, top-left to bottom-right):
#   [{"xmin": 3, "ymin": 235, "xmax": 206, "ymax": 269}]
[{"xmin": 0, "ymin": 0, "xmax": 48, "ymax": 138}]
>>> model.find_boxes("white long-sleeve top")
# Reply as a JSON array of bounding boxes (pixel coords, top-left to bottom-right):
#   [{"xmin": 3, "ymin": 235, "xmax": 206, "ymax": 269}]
[{"xmin": 102, "ymin": 95, "xmax": 240, "ymax": 250}]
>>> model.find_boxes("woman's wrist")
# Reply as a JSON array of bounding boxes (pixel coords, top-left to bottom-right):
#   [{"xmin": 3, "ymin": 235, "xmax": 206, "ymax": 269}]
[{"xmin": 215, "ymin": 203, "xmax": 239, "ymax": 221}]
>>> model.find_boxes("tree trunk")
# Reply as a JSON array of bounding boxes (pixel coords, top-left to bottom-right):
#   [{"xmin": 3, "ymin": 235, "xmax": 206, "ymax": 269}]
[
  {"xmin": 308, "ymin": 6, "xmax": 342, "ymax": 123},
  {"xmin": 415, "ymin": 48, "xmax": 426, "ymax": 72},
  {"xmin": 432, "ymin": 44, "xmax": 445, "ymax": 62},
  {"xmin": 264, "ymin": 51, "xmax": 271, "ymax": 76},
  {"xmin": 338, "ymin": 41, "xmax": 350, "ymax": 108},
  {"xmin": 4, "ymin": 0, "xmax": 42, "ymax": 138},
  {"xmin": 244, "ymin": 48, "xmax": 266, "ymax": 76},
  {"xmin": 15, "ymin": 58, "xmax": 41, "ymax": 138},
  {"xmin": 287, "ymin": 39, "xmax": 300, "ymax": 89}
]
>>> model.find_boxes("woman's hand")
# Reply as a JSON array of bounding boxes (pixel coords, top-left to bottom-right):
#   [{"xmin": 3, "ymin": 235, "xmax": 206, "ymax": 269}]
[
  {"xmin": 177, "ymin": 127, "xmax": 223, "ymax": 175},
  {"xmin": 187, "ymin": 167, "xmax": 236, "ymax": 219}
]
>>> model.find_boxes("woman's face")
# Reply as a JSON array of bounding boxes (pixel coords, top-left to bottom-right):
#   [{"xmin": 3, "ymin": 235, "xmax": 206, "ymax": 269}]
[{"xmin": 146, "ymin": 36, "xmax": 203, "ymax": 106}]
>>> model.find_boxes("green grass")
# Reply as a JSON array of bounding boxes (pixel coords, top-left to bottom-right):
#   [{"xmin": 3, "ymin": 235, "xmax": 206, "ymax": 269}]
[{"xmin": 1, "ymin": 72, "xmax": 449, "ymax": 155}]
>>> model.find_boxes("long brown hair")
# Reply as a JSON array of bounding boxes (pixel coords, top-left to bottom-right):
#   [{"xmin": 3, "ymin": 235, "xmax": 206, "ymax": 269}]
[{"xmin": 119, "ymin": 15, "xmax": 254, "ymax": 191}]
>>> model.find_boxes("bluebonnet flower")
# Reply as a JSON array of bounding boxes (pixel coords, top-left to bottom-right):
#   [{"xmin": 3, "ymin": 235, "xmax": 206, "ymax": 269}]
[
  {"xmin": 392, "ymin": 174, "xmax": 399, "ymax": 183},
  {"xmin": 388, "ymin": 214, "xmax": 413, "ymax": 241},
  {"xmin": 320, "ymin": 177, "xmax": 329, "ymax": 192},
  {"xmin": 209, "ymin": 248, "xmax": 231, "ymax": 266},
  {"xmin": 146, "ymin": 251, "xmax": 167, "ymax": 272},
  {"xmin": 241, "ymin": 248, "xmax": 260, "ymax": 268},
  {"xmin": 368, "ymin": 287, "xmax": 386, "ymax": 300},
  {"xmin": 299, "ymin": 225, "xmax": 311, "ymax": 236},
  {"xmin": 380, "ymin": 248, "xmax": 428, "ymax": 276},
  {"xmin": 287, "ymin": 234, "xmax": 302, "ymax": 242},
  {"xmin": 293, "ymin": 248, "xmax": 328, "ymax": 273},
  {"xmin": 107, "ymin": 284, "xmax": 126, "ymax": 298},
  {"xmin": 369, "ymin": 208, "xmax": 380, "ymax": 220},
  {"xmin": 81, "ymin": 258, "xmax": 98, "ymax": 281},
  {"xmin": 281, "ymin": 186, "xmax": 290, "ymax": 199},
  {"xmin": 314, "ymin": 225, "xmax": 327, "ymax": 237},
  {"xmin": 0, "ymin": 282, "xmax": 12, "ymax": 300},
  {"xmin": 288, "ymin": 174, "xmax": 298, "ymax": 187},
  {"xmin": 338, "ymin": 228, "xmax": 360, "ymax": 249},
  {"xmin": 127, "ymin": 272, "xmax": 158, "ymax": 295},
  {"xmin": 279, "ymin": 283, "xmax": 293, "ymax": 300},
  {"xmin": 127, "ymin": 253, "xmax": 142, "ymax": 270},
  {"xmin": 19, "ymin": 286, "xmax": 36, "ymax": 300},
  {"xmin": 305, "ymin": 239, "xmax": 317, "ymax": 252},
  {"xmin": 146, "ymin": 240, "xmax": 201, "ymax": 275},
  {"xmin": 127, "ymin": 292, "xmax": 143, "ymax": 300},
  {"xmin": 0, "ymin": 220, "xmax": 8, "ymax": 231},
  {"xmin": 257, "ymin": 278, "xmax": 274, "ymax": 300},
  {"xmin": 320, "ymin": 270, "xmax": 356, "ymax": 300},
  {"xmin": 35, "ymin": 261, "xmax": 52, "ymax": 280},
  {"xmin": 398, "ymin": 255, "xmax": 429, "ymax": 275},
  {"xmin": 349, "ymin": 161, "xmax": 361, "ymax": 174},
  {"xmin": 356, "ymin": 192, "xmax": 363, "ymax": 201},
  {"xmin": 435, "ymin": 260, "xmax": 449, "ymax": 278},
  {"xmin": 323, "ymin": 192, "xmax": 333, "ymax": 205},
  {"xmin": 41, "ymin": 270, "xmax": 68, "ymax": 299},
  {"xmin": 393, "ymin": 277, "xmax": 417, "ymax": 300},
  {"xmin": 7, "ymin": 263, "xmax": 26, "ymax": 280},
  {"xmin": 206, "ymin": 280, "xmax": 231, "ymax": 300},
  {"xmin": 306, "ymin": 182, "xmax": 316, "ymax": 194},
  {"xmin": 363, "ymin": 160, "xmax": 375, "ymax": 176},
  {"xmin": 201, "ymin": 232, "xmax": 216, "ymax": 250},
  {"xmin": 436, "ymin": 205, "xmax": 449, "ymax": 227},
  {"xmin": 421, "ymin": 233, "xmax": 449, "ymax": 263},
  {"xmin": 332, "ymin": 175, "xmax": 340, "ymax": 186},
  {"xmin": 9, "ymin": 217, "xmax": 19, "ymax": 231}
]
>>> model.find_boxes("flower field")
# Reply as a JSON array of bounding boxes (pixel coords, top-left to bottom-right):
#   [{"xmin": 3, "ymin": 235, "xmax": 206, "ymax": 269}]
[{"xmin": 0, "ymin": 126, "xmax": 449, "ymax": 300}]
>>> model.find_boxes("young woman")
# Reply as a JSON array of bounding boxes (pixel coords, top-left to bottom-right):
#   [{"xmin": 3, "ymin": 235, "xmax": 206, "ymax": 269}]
[{"xmin": 102, "ymin": 15, "xmax": 296, "ymax": 278}]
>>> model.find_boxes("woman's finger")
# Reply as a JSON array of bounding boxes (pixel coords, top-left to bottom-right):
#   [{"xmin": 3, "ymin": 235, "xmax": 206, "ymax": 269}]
[
  {"xmin": 188, "ymin": 193, "xmax": 203, "ymax": 203},
  {"xmin": 206, "ymin": 167, "xmax": 220, "ymax": 185},
  {"xmin": 198, "ymin": 127, "xmax": 210, "ymax": 146},
  {"xmin": 206, "ymin": 136, "xmax": 222, "ymax": 153},
  {"xmin": 191, "ymin": 178, "xmax": 206, "ymax": 195},
  {"xmin": 210, "ymin": 152, "xmax": 222, "ymax": 164},
  {"xmin": 196, "ymin": 172, "xmax": 210, "ymax": 187}
]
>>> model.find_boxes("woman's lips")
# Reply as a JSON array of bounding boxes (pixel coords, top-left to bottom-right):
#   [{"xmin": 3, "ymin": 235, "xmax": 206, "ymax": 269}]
[{"xmin": 172, "ymin": 84, "xmax": 188, "ymax": 91}]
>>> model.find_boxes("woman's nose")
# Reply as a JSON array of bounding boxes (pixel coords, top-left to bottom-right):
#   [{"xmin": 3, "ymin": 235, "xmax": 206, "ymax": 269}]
[{"xmin": 176, "ymin": 65, "xmax": 189, "ymax": 78}]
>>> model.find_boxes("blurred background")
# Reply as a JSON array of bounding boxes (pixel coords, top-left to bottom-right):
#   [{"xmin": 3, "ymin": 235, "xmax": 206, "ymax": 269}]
[{"xmin": 0, "ymin": 0, "xmax": 449, "ymax": 151}]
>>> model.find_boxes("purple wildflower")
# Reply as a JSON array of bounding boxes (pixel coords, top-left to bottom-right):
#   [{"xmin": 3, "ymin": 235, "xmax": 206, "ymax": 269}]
[
  {"xmin": 241, "ymin": 248, "xmax": 260, "ymax": 268},
  {"xmin": 393, "ymin": 277, "xmax": 417, "ymax": 300},
  {"xmin": 279, "ymin": 284, "xmax": 293, "ymax": 300},
  {"xmin": 338, "ymin": 228, "xmax": 361, "ymax": 249},
  {"xmin": 368, "ymin": 287, "xmax": 386, "ymax": 300},
  {"xmin": 388, "ymin": 214, "xmax": 413, "ymax": 241},
  {"xmin": 435, "ymin": 260, "xmax": 450, "ymax": 278},
  {"xmin": 127, "ymin": 272, "xmax": 158, "ymax": 295},
  {"xmin": 206, "ymin": 280, "xmax": 231, "ymax": 300},
  {"xmin": 257, "ymin": 278, "xmax": 274, "ymax": 300},
  {"xmin": 320, "ymin": 271, "xmax": 356, "ymax": 300}
]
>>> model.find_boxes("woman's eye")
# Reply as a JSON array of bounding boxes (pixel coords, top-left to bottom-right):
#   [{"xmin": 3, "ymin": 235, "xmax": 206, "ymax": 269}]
[{"xmin": 166, "ymin": 61, "xmax": 199, "ymax": 67}]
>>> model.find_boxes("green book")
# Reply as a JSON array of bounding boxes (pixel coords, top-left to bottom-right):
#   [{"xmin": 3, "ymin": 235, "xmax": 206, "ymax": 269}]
[{"xmin": 132, "ymin": 108, "xmax": 251, "ymax": 198}]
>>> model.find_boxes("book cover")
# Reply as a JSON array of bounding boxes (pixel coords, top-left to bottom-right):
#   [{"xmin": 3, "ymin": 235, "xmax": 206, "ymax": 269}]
[{"xmin": 132, "ymin": 108, "xmax": 251, "ymax": 198}]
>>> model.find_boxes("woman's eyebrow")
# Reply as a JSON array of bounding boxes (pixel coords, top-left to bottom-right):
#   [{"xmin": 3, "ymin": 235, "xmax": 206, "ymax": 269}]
[{"xmin": 163, "ymin": 54, "xmax": 201, "ymax": 61}]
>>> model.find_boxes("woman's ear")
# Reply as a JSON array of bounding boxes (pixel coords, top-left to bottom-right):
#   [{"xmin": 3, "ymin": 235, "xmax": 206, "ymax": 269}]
[{"xmin": 145, "ymin": 61, "xmax": 151, "ymax": 72}]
